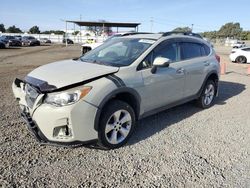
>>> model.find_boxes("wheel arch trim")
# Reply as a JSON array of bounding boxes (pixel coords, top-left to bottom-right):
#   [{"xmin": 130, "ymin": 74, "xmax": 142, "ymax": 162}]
[
  {"xmin": 198, "ymin": 70, "xmax": 219, "ymax": 97},
  {"xmin": 94, "ymin": 87, "xmax": 141, "ymax": 131}
]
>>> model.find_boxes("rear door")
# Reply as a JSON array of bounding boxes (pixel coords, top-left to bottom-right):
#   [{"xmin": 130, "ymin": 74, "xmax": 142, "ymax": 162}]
[
  {"xmin": 138, "ymin": 40, "xmax": 186, "ymax": 112},
  {"xmin": 179, "ymin": 41, "xmax": 211, "ymax": 97}
]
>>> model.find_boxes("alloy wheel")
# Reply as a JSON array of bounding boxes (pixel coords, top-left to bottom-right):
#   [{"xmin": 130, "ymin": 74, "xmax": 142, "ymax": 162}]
[
  {"xmin": 204, "ymin": 84, "xmax": 215, "ymax": 106},
  {"xmin": 105, "ymin": 109, "xmax": 132, "ymax": 145}
]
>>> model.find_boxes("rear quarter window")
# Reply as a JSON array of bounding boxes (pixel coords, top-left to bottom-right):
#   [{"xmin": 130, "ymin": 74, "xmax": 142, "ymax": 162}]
[
  {"xmin": 242, "ymin": 48, "xmax": 250, "ymax": 52},
  {"xmin": 180, "ymin": 42, "xmax": 210, "ymax": 60},
  {"xmin": 203, "ymin": 44, "xmax": 211, "ymax": 55}
]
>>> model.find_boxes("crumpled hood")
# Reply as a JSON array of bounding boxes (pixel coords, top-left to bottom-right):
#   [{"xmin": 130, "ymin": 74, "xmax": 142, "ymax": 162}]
[{"xmin": 26, "ymin": 59, "xmax": 118, "ymax": 92}]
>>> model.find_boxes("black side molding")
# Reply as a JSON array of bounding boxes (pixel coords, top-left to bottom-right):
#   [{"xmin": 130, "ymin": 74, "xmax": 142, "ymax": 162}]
[{"xmin": 106, "ymin": 75, "xmax": 126, "ymax": 87}]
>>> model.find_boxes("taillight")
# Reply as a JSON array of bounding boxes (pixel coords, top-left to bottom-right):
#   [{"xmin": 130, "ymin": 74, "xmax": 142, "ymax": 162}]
[{"xmin": 215, "ymin": 54, "xmax": 220, "ymax": 63}]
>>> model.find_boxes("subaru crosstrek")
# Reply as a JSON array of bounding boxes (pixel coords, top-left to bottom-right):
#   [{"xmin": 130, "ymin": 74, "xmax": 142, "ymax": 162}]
[{"xmin": 12, "ymin": 32, "xmax": 220, "ymax": 149}]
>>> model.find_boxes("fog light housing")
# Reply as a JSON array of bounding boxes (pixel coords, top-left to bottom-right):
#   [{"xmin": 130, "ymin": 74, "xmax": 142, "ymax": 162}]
[{"xmin": 53, "ymin": 125, "xmax": 72, "ymax": 139}]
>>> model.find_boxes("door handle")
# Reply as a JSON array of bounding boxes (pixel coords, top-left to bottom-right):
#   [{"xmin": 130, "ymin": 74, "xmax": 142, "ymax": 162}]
[
  {"xmin": 204, "ymin": 61, "xmax": 210, "ymax": 66},
  {"xmin": 176, "ymin": 68, "xmax": 185, "ymax": 74}
]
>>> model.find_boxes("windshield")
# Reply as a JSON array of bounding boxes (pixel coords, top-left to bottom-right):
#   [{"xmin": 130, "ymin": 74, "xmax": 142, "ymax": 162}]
[{"xmin": 80, "ymin": 38, "xmax": 155, "ymax": 67}]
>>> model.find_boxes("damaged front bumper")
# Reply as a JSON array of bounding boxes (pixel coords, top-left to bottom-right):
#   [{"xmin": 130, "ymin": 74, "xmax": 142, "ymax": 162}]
[{"xmin": 13, "ymin": 78, "xmax": 98, "ymax": 147}]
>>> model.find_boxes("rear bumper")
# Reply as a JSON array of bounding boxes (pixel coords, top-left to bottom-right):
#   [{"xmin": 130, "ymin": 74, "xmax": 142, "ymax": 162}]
[{"xmin": 21, "ymin": 110, "xmax": 97, "ymax": 147}]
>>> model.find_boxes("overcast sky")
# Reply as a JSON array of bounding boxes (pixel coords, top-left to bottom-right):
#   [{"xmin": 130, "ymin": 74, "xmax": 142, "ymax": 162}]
[{"xmin": 1, "ymin": 0, "xmax": 250, "ymax": 32}]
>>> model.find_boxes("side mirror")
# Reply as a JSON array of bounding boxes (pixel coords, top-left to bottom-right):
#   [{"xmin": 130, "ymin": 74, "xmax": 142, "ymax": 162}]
[{"xmin": 151, "ymin": 57, "xmax": 171, "ymax": 74}]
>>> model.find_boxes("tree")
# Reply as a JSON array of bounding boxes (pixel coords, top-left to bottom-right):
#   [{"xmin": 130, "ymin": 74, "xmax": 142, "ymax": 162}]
[
  {"xmin": 72, "ymin": 31, "xmax": 80, "ymax": 35},
  {"xmin": 85, "ymin": 20, "xmax": 112, "ymax": 35},
  {"xmin": 202, "ymin": 31, "xmax": 217, "ymax": 39},
  {"xmin": 6, "ymin": 25, "xmax": 22, "ymax": 33},
  {"xmin": 0, "ymin": 24, "xmax": 6, "ymax": 33},
  {"xmin": 240, "ymin": 31, "xmax": 250, "ymax": 40},
  {"xmin": 217, "ymin": 22, "xmax": 242, "ymax": 38},
  {"xmin": 172, "ymin": 27, "xmax": 192, "ymax": 33},
  {"xmin": 40, "ymin": 30, "xmax": 65, "ymax": 35},
  {"xmin": 29, "ymin": 26, "xmax": 40, "ymax": 34}
]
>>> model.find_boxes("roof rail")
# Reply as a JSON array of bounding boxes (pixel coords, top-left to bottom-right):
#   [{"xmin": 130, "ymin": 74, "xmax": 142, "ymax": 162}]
[
  {"xmin": 162, "ymin": 31, "xmax": 203, "ymax": 39},
  {"xmin": 122, "ymin": 32, "xmax": 153, "ymax": 36}
]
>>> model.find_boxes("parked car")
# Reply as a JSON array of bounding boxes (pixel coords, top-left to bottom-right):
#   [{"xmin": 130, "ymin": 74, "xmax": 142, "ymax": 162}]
[
  {"xmin": 62, "ymin": 38, "xmax": 74, "ymax": 44},
  {"xmin": 232, "ymin": 41, "xmax": 246, "ymax": 49},
  {"xmin": 12, "ymin": 32, "xmax": 220, "ymax": 149},
  {"xmin": 0, "ymin": 35, "xmax": 22, "ymax": 46},
  {"xmin": 0, "ymin": 39, "xmax": 7, "ymax": 48},
  {"xmin": 22, "ymin": 36, "xmax": 40, "ymax": 46},
  {"xmin": 230, "ymin": 47, "xmax": 250, "ymax": 63},
  {"xmin": 40, "ymin": 38, "xmax": 51, "ymax": 44},
  {"xmin": 14, "ymin": 35, "xmax": 22, "ymax": 41}
]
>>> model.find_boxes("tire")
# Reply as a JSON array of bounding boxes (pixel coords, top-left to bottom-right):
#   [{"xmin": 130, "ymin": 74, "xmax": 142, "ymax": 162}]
[
  {"xmin": 196, "ymin": 80, "xmax": 216, "ymax": 109},
  {"xmin": 236, "ymin": 56, "xmax": 247, "ymax": 64},
  {"xmin": 98, "ymin": 100, "xmax": 136, "ymax": 149}
]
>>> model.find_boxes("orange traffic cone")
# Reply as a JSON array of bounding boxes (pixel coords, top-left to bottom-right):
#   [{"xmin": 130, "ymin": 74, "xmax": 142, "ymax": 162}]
[
  {"xmin": 247, "ymin": 66, "xmax": 250, "ymax": 75},
  {"xmin": 220, "ymin": 62, "xmax": 226, "ymax": 75}
]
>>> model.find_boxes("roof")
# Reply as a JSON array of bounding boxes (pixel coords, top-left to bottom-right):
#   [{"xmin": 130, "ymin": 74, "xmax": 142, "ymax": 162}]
[{"xmin": 66, "ymin": 20, "xmax": 140, "ymax": 28}]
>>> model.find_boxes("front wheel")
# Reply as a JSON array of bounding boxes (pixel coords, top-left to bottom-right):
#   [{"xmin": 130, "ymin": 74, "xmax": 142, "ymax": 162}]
[
  {"xmin": 196, "ymin": 80, "xmax": 216, "ymax": 109},
  {"xmin": 98, "ymin": 100, "xmax": 136, "ymax": 149}
]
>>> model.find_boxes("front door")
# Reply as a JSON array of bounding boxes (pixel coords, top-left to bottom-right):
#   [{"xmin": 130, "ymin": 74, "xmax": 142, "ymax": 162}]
[{"xmin": 138, "ymin": 41, "xmax": 185, "ymax": 112}]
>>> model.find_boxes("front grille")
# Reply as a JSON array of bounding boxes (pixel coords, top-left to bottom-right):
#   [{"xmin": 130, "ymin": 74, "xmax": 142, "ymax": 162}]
[{"xmin": 24, "ymin": 84, "xmax": 39, "ymax": 108}]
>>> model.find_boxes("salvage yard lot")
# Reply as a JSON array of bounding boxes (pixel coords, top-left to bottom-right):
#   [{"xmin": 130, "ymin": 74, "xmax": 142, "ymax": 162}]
[{"xmin": 0, "ymin": 45, "xmax": 250, "ymax": 187}]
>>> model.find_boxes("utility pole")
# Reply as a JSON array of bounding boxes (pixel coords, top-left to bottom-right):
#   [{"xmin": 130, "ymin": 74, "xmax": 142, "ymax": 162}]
[
  {"xmin": 65, "ymin": 21, "xmax": 68, "ymax": 47},
  {"xmin": 191, "ymin": 24, "xmax": 194, "ymax": 32},
  {"xmin": 80, "ymin": 14, "xmax": 82, "ymax": 43},
  {"xmin": 150, "ymin": 17, "xmax": 154, "ymax": 32}
]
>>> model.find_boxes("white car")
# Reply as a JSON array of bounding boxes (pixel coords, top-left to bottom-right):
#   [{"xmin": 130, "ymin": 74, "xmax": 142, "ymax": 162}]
[
  {"xmin": 81, "ymin": 41, "xmax": 103, "ymax": 55},
  {"xmin": 232, "ymin": 41, "xmax": 246, "ymax": 49},
  {"xmin": 12, "ymin": 33, "xmax": 220, "ymax": 149},
  {"xmin": 229, "ymin": 47, "xmax": 250, "ymax": 64}
]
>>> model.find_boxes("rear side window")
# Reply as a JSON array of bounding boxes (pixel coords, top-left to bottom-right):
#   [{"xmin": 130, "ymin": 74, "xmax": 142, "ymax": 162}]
[
  {"xmin": 242, "ymin": 48, "xmax": 250, "ymax": 52},
  {"xmin": 180, "ymin": 42, "xmax": 210, "ymax": 60},
  {"xmin": 203, "ymin": 44, "xmax": 211, "ymax": 55}
]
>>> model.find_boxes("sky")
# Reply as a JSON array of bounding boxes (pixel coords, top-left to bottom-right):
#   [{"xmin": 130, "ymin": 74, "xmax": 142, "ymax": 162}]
[{"xmin": 0, "ymin": 0, "xmax": 250, "ymax": 33}]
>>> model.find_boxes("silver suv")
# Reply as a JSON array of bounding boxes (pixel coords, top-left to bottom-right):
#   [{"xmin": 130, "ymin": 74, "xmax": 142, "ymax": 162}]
[{"xmin": 12, "ymin": 32, "xmax": 220, "ymax": 149}]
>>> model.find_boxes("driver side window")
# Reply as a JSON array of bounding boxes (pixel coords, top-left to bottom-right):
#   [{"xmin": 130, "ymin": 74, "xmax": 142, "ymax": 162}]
[
  {"xmin": 138, "ymin": 41, "xmax": 179, "ymax": 70},
  {"xmin": 153, "ymin": 42, "xmax": 178, "ymax": 62}
]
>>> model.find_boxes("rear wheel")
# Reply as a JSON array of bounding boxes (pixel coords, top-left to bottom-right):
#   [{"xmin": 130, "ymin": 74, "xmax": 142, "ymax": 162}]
[
  {"xmin": 236, "ymin": 56, "xmax": 247, "ymax": 64},
  {"xmin": 98, "ymin": 100, "xmax": 135, "ymax": 149},
  {"xmin": 196, "ymin": 80, "xmax": 216, "ymax": 109}
]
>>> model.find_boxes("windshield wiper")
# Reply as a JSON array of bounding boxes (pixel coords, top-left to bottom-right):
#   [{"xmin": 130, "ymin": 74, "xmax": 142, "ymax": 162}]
[{"xmin": 81, "ymin": 58, "xmax": 112, "ymax": 66}]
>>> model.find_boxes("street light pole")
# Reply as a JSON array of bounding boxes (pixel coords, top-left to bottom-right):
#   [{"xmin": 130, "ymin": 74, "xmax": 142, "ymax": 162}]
[{"xmin": 150, "ymin": 17, "xmax": 154, "ymax": 32}]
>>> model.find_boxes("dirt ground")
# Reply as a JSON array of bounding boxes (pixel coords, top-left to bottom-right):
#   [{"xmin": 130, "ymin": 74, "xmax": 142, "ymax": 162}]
[{"xmin": 0, "ymin": 44, "xmax": 250, "ymax": 187}]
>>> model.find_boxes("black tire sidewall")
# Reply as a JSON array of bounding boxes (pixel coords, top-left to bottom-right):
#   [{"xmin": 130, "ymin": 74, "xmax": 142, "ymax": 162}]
[
  {"xmin": 236, "ymin": 56, "xmax": 247, "ymax": 64},
  {"xmin": 98, "ymin": 100, "xmax": 136, "ymax": 149},
  {"xmin": 199, "ymin": 80, "xmax": 216, "ymax": 109}
]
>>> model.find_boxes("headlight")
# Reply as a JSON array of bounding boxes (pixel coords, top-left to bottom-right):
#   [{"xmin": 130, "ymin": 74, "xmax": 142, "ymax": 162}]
[{"xmin": 44, "ymin": 86, "xmax": 92, "ymax": 106}]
